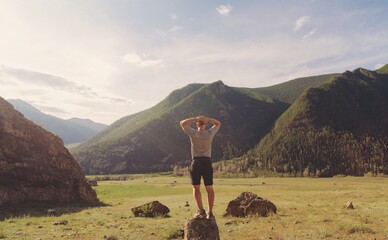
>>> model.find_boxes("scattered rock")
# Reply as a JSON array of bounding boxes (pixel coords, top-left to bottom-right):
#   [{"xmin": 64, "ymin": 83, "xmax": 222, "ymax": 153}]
[
  {"xmin": 184, "ymin": 217, "xmax": 220, "ymax": 240},
  {"xmin": 106, "ymin": 224, "xmax": 118, "ymax": 229},
  {"xmin": 103, "ymin": 235, "xmax": 118, "ymax": 240},
  {"xmin": 224, "ymin": 192, "xmax": 277, "ymax": 217},
  {"xmin": 47, "ymin": 209, "xmax": 57, "ymax": 216},
  {"xmin": 184, "ymin": 201, "xmax": 190, "ymax": 207},
  {"xmin": 345, "ymin": 201, "xmax": 354, "ymax": 209},
  {"xmin": 131, "ymin": 201, "xmax": 170, "ymax": 217},
  {"xmin": 53, "ymin": 220, "xmax": 68, "ymax": 225},
  {"xmin": 224, "ymin": 220, "xmax": 237, "ymax": 226},
  {"xmin": 87, "ymin": 179, "xmax": 98, "ymax": 186}
]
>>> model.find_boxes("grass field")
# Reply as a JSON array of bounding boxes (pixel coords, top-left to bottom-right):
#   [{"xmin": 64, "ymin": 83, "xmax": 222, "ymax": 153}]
[{"xmin": 0, "ymin": 176, "xmax": 387, "ymax": 240}]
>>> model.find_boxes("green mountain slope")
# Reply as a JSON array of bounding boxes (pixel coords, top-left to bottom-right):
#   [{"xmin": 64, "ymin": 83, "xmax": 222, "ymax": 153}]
[
  {"xmin": 248, "ymin": 67, "xmax": 388, "ymax": 177},
  {"xmin": 72, "ymin": 81, "xmax": 285, "ymax": 174},
  {"xmin": 252, "ymin": 73, "xmax": 340, "ymax": 104},
  {"xmin": 70, "ymin": 72, "xmax": 339, "ymax": 174}
]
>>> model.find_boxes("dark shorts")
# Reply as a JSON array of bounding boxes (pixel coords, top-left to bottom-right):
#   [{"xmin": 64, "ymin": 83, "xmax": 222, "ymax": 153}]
[{"xmin": 189, "ymin": 157, "xmax": 213, "ymax": 186}]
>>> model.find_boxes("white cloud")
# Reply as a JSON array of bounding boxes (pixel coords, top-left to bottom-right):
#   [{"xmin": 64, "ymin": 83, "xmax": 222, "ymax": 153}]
[
  {"xmin": 170, "ymin": 14, "xmax": 177, "ymax": 21},
  {"xmin": 217, "ymin": 4, "xmax": 233, "ymax": 16},
  {"xmin": 122, "ymin": 53, "xmax": 163, "ymax": 67},
  {"xmin": 302, "ymin": 28, "xmax": 317, "ymax": 39},
  {"xmin": 169, "ymin": 26, "xmax": 184, "ymax": 32},
  {"xmin": 0, "ymin": 66, "xmax": 128, "ymax": 103},
  {"xmin": 294, "ymin": 16, "xmax": 310, "ymax": 31},
  {"xmin": 375, "ymin": 63, "xmax": 384, "ymax": 69}
]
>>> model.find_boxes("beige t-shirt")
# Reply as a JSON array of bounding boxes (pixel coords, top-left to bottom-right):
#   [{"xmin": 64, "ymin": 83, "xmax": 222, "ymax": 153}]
[{"xmin": 183, "ymin": 125, "xmax": 220, "ymax": 158}]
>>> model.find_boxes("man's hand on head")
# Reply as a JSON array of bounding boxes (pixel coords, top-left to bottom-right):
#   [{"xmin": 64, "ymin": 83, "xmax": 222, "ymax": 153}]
[{"xmin": 197, "ymin": 116, "xmax": 206, "ymax": 121}]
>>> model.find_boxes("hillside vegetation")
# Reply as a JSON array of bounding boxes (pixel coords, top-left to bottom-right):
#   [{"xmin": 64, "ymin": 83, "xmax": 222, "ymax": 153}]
[
  {"xmin": 245, "ymin": 67, "xmax": 388, "ymax": 177},
  {"xmin": 71, "ymin": 66, "xmax": 387, "ymax": 176},
  {"xmin": 72, "ymin": 81, "xmax": 288, "ymax": 174}
]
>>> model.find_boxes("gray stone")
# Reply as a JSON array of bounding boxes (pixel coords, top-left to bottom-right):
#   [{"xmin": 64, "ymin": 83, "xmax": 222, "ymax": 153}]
[
  {"xmin": 224, "ymin": 192, "xmax": 277, "ymax": 217},
  {"xmin": 131, "ymin": 201, "xmax": 170, "ymax": 217},
  {"xmin": 184, "ymin": 217, "xmax": 220, "ymax": 240}
]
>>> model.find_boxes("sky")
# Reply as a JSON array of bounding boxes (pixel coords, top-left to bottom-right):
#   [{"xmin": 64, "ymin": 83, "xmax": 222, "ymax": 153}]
[{"xmin": 1, "ymin": 0, "xmax": 388, "ymax": 124}]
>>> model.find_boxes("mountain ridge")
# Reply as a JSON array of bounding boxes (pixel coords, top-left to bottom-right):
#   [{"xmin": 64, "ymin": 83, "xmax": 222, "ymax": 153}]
[
  {"xmin": 7, "ymin": 99, "xmax": 107, "ymax": 145},
  {"xmin": 71, "ymin": 73, "xmax": 336, "ymax": 174},
  {"xmin": 247, "ymin": 66, "xmax": 388, "ymax": 176}
]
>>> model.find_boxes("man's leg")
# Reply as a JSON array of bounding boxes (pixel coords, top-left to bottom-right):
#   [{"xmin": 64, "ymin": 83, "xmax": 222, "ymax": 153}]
[
  {"xmin": 205, "ymin": 185, "xmax": 214, "ymax": 213},
  {"xmin": 190, "ymin": 160, "xmax": 206, "ymax": 218},
  {"xmin": 203, "ymin": 158, "xmax": 214, "ymax": 218},
  {"xmin": 193, "ymin": 185, "xmax": 204, "ymax": 210}
]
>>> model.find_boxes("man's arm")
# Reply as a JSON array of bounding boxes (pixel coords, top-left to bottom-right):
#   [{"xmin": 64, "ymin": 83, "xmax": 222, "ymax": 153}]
[
  {"xmin": 204, "ymin": 117, "xmax": 221, "ymax": 127},
  {"xmin": 180, "ymin": 117, "xmax": 198, "ymax": 130}
]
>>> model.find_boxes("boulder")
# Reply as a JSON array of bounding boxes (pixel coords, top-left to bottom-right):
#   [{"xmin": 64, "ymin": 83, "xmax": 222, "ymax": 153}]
[
  {"xmin": 224, "ymin": 192, "xmax": 277, "ymax": 217},
  {"xmin": 345, "ymin": 201, "xmax": 354, "ymax": 209},
  {"xmin": 131, "ymin": 201, "xmax": 170, "ymax": 217},
  {"xmin": 87, "ymin": 179, "xmax": 98, "ymax": 186},
  {"xmin": 0, "ymin": 97, "xmax": 98, "ymax": 207},
  {"xmin": 184, "ymin": 217, "xmax": 220, "ymax": 240}
]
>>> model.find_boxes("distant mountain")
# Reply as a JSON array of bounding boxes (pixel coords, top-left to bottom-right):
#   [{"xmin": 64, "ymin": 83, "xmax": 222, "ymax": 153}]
[
  {"xmin": 71, "ymin": 72, "xmax": 336, "ymax": 174},
  {"xmin": 247, "ymin": 66, "xmax": 388, "ymax": 177},
  {"xmin": 7, "ymin": 99, "xmax": 108, "ymax": 145},
  {"xmin": 67, "ymin": 118, "xmax": 107, "ymax": 132}
]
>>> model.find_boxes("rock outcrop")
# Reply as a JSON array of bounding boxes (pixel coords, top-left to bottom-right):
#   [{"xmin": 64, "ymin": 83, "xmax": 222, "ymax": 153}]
[
  {"xmin": 224, "ymin": 192, "xmax": 277, "ymax": 217},
  {"xmin": 184, "ymin": 217, "xmax": 220, "ymax": 240},
  {"xmin": 131, "ymin": 201, "xmax": 170, "ymax": 217},
  {"xmin": 0, "ymin": 97, "xmax": 98, "ymax": 207}
]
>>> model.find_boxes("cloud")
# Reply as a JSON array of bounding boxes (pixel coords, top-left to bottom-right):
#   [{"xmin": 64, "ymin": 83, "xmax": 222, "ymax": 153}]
[
  {"xmin": 217, "ymin": 4, "xmax": 233, "ymax": 16},
  {"xmin": 122, "ymin": 52, "xmax": 163, "ymax": 67},
  {"xmin": 0, "ymin": 66, "xmax": 127, "ymax": 103},
  {"xmin": 375, "ymin": 63, "xmax": 384, "ymax": 69},
  {"xmin": 294, "ymin": 16, "xmax": 310, "ymax": 31},
  {"xmin": 170, "ymin": 14, "xmax": 177, "ymax": 21},
  {"xmin": 169, "ymin": 26, "xmax": 184, "ymax": 32},
  {"xmin": 302, "ymin": 28, "xmax": 317, "ymax": 39}
]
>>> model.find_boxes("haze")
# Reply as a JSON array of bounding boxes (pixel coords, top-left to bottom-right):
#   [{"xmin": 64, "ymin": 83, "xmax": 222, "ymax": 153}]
[{"xmin": 1, "ymin": 0, "xmax": 387, "ymax": 124}]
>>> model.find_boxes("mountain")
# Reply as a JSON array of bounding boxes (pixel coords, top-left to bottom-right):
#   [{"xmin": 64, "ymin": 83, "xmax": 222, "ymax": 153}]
[
  {"xmin": 247, "ymin": 66, "xmax": 388, "ymax": 177},
  {"xmin": 0, "ymin": 96, "xmax": 98, "ymax": 207},
  {"xmin": 67, "ymin": 118, "xmax": 107, "ymax": 132},
  {"xmin": 252, "ymin": 73, "xmax": 340, "ymax": 104},
  {"xmin": 7, "ymin": 99, "xmax": 107, "ymax": 145},
  {"xmin": 71, "ymin": 72, "xmax": 336, "ymax": 174}
]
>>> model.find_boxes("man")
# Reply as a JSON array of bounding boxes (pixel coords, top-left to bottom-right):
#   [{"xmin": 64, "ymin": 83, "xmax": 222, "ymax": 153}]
[{"xmin": 180, "ymin": 115, "xmax": 221, "ymax": 219}]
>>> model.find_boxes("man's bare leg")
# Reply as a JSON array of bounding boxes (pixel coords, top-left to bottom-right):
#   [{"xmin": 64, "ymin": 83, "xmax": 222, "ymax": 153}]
[
  {"xmin": 205, "ymin": 185, "xmax": 214, "ymax": 213},
  {"xmin": 193, "ymin": 185, "xmax": 204, "ymax": 210}
]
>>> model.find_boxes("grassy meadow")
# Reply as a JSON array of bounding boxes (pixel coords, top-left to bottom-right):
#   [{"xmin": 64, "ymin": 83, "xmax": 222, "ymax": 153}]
[{"xmin": 0, "ymin": 175, "xmax": 387, "ymax": 240}]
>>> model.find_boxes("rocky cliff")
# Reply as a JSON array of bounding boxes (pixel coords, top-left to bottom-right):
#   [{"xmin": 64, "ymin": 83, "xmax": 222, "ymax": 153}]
[{"xmin": 0, "ymin": 97, "xmax": 98, "ymax": 206}]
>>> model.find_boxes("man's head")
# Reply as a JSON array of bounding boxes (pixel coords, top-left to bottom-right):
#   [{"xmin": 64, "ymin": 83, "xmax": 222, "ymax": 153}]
[{"xmin": 196, "ymin": 120, "xmax": 207, "ymax": 131}]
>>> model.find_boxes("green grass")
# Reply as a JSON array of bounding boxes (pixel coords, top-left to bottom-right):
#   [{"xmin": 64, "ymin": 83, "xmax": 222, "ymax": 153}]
[{"xmin": 1, "ymin": 176, "xmax": 387, "ymax": 239}]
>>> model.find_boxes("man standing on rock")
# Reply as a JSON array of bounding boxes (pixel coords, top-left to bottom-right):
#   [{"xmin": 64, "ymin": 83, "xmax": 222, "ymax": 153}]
[{"xmin": 180, "ymin": 115, "xmax": 221, "ymax": 219}]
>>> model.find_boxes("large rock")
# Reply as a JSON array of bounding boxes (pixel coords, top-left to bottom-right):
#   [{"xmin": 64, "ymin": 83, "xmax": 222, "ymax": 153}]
[
  {"xmin": 224, "ymin": 192, "xmax": 277, "ymax": 217},
  {"xmin": 0, "ymin": 97, "xmax": 98, "ymax": 207},
  {"xmin": 184, "ymin": 217, "xmax": 220, "ymax": 240},
  {"xmin": 131, "ymin": 201, "xmax": 170, "ymax": 217}
]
